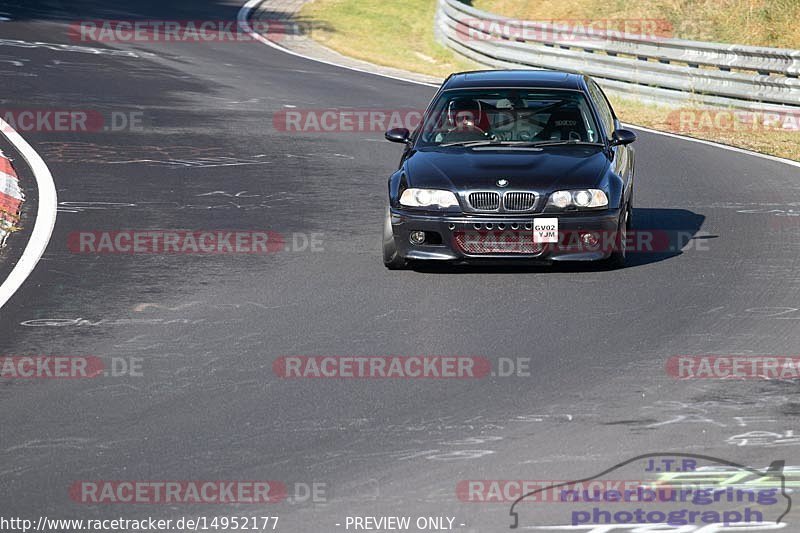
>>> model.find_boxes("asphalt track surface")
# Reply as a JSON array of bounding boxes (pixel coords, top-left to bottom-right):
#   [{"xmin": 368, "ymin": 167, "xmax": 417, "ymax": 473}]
[{"xmin": 1, "ymin": 1, "xmax": 800, "ymax": 531}]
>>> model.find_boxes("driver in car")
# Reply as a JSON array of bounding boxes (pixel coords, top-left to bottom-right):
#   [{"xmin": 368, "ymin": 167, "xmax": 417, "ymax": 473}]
[{"xmin": 437, "ymin": 97, "xmax": 491, "ymax": 143}]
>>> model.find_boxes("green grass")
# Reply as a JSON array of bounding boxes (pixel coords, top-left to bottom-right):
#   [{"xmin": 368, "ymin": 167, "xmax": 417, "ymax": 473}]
[
  {"xmin": 299, "ymin": 0, "xmax": 477, "ymax": 77},
  {"xmin": 472, "ymin": 0, "xmax": 800, "ymax": 49},
  {"xmin": 609, "ymin": 97, "xmax": 800, "ymax": 161}
]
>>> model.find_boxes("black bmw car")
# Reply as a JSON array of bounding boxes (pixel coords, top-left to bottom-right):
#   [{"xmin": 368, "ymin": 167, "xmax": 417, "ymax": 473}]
[{"xmin": 383, "ymin": 70, "xmax": 637, "ymax": 269}]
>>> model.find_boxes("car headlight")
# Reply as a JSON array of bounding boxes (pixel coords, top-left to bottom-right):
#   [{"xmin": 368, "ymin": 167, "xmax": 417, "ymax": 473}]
[
  {"xmin": 400, "ymin": 188, "xmax": 459, "ymax": 208},
  {"xmin": 547, "ymin": 189, "xmax": 608, "ymax": 209}
]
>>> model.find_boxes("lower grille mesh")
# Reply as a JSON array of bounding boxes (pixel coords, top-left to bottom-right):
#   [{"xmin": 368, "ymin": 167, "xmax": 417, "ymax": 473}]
[{"xmin": 453, "ymin": 232, "xmax": 545, "ymax": 255}]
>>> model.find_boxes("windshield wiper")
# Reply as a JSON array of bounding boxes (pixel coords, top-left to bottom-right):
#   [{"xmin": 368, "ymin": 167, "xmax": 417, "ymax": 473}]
[
  {"xmin": 440, "ymin": 139, "xmax": 605, "ymax": 148},
  {"xmin": 439, "ymin": 139, "xmax": 503, "ymax": 148},
  {"xmin": 440, "ymin": 139, "xmax": 540, "ymax": 148},
  {"xmin": 526, "ymin": 140, "xmax": 605, "ymax": 147}
]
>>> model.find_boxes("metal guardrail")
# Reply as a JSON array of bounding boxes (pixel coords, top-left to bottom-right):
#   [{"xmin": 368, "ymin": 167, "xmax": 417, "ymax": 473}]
[{"xmin": 434, "ymin": 0, "xmax": 800, "ymax": 112}]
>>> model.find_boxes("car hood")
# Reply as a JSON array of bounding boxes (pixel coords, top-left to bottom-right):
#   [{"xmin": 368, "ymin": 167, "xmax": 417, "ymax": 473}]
[{"xmin": 403, "ymin": 146, "xmax": 609, "ymax": 192}]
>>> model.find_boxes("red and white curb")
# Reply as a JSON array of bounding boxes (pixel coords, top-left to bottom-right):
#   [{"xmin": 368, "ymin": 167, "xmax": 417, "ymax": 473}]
[
  {"xmin": 0, "ymin": 118, "xmax": 57, "ymax": 310},
  {"xmin": 0, "ymin": 150, "xmax": 24, "ymax": 248}
]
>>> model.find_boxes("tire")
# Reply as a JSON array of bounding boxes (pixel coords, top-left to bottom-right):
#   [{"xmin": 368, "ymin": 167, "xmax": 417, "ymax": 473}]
[
  {"xmin": 382, "ymin": 209, "xmax": 407, "ymax": 270},
  {"xmin": 603, "ymin": 204, "xmax": 631, "ymax": 269}
]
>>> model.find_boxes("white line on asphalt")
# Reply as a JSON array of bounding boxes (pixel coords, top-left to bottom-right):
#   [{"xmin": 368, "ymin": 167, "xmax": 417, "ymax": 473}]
[
  {"xmin": 239, "ymin": 0, "xmax": 800, "ymax": 170},
  {"xmin": 0, "ymin": 119, "xmax": 58, "ymax": 310}
]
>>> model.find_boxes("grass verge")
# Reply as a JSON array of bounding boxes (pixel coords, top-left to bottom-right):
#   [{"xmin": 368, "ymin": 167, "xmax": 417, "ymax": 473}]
[
  {"xmin": 299, "ymin": 0, "xmax": 477, "ymax": 78},
  {"xmin": 471, "ymin": 0, "xmax": 800, "ymax": 49}
]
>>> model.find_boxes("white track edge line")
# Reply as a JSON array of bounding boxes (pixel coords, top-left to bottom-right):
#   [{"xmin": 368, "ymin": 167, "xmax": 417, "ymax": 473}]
[
  {"xmin": 0, "ymin": 120, "xmax": 58, "ymax": 310},
  {"xmin": 239, "ymin": 0, "xmax": 800, "ymax": 170}
]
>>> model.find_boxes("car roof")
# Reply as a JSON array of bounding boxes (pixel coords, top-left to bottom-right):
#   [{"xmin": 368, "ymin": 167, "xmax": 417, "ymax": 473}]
[{"xmin": 442, "ymin": 70, "xmax": 585, "ymax": 91}]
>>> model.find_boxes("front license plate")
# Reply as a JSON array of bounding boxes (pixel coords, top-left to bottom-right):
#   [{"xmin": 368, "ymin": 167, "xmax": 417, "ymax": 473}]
[{"xmin": 533, "ymin": 218, "xmax": 559, "ymax": 243}]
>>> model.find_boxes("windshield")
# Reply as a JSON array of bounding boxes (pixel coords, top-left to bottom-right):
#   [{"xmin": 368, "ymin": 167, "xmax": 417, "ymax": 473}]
[{"xmin": 417, "ymin": 88, "xmax": 601, "ymax": 147}]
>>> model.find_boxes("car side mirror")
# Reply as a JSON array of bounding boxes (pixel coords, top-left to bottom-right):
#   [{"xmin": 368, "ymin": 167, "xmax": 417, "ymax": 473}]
[
  {"xmin": 385, "ymin": 127, "xmax": 410, "ymax": 144},
  {"xmin": 610, "ymin": 129, "xmax": 636, "ymax": 146}
]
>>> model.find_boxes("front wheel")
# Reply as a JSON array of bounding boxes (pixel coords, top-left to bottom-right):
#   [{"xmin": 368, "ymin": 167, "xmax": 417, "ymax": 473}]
[
  {"xmin": 382, "ymin": 209, "xmax": 407, "ymax": 270},
  {"xmin": 603, "ymin": 205, "xmax": 631, "ymax": 269}
]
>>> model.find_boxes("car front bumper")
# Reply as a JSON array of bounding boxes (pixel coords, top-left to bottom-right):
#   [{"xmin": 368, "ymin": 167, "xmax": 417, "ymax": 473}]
[{"xmin": 389, "ymin": 208, "xmax": 622, "ymax": 264}]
